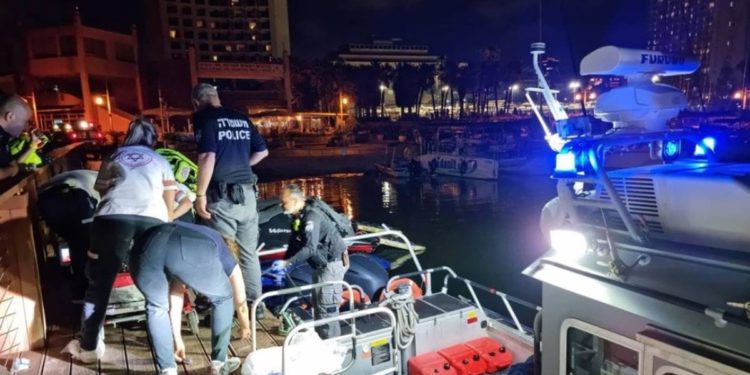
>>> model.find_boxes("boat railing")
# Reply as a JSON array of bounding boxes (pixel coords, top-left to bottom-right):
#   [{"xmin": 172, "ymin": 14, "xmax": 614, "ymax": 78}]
[
  {"xmin": 343, "ymin": 226, "xmax": 423, "ymax": 272},
  {"xmin": 387, "ymin": 266, "xmax": 540, "ymax": 335},
  {"xmin": 282, "ymin": 306, "xmax": 399, "ymax": 375},
  {"xmin": 343, "ymin": 225, "xmax": 428, "ymax": 286},
  {"xmin": 251, "ymin": 280, "xmax": 356, "ymax": 352},
  {"xmin": 277, "ymin": 284, "xmax": 368, "ymax": 317}
]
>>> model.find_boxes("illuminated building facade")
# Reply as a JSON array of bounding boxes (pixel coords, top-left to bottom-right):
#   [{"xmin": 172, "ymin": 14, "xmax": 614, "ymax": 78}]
[
  {"xmin": 648, "ymin": 0, "xmax": 750, "ymax": 109},
  {"xmin": 141, "ymin": 0, "xmax": 292, "ymax": 114},
  {"xmin": 338, "ymin": 38, "xmax": 439, "ymax": 67}
]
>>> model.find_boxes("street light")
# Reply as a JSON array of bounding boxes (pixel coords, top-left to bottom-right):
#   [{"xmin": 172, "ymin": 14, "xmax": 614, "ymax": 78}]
[
  {"xmin": 734, "ymin": 90, "xmax": 743, "ymax": 100},
  {"xmin": 379, "ymin": 84, "xmax": 387, "ymax": 117},
  {"xmin": 507, "ymin": 84, "xmax": 520, "ymax": 112},
  {"xmin": 94, "ymin": 96, "xmax": 105, "ymax": 106},
  {"xmin": 342, "ymin": 97, "xmax": 349, "ymax": 105},
  {"xmin": 569, "ymin": 80, "xmax": 587, "ymax": 116},
  {"xmin": 442, "ymin": 85, "xmax": 449, "ymax": 92},
  {"xmin": 588, "ymin": 92, "xmax": 597, "ymax": 100}
]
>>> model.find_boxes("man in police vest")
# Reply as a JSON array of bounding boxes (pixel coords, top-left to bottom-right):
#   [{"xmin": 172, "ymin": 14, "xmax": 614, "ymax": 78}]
[
  {"xmin": 192, "ymin": 83, "xmax": 269, "ymax": 317},
  {"xmin": 274, "ymin": 184, "xmax": 349, "ymax": 338}
]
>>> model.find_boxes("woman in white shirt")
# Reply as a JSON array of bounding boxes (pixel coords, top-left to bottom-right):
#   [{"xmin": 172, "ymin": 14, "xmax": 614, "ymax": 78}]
[{"xmin": 65, "ymin": 119, "xmax": 177, "ymax": 363}]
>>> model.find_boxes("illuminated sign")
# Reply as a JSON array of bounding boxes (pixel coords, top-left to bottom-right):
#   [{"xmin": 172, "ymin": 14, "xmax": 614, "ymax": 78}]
[{"xmin": 640, "ymin": 53, "xmax": 685, "ymax": 65}]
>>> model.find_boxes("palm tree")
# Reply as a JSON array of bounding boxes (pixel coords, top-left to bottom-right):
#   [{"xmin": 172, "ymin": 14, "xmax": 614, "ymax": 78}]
[
  {"xmin": 455, "ymin": 64, "xmax": 475, "ymax": 118},
  {"xmin": 502, "ymin": 60, "xmax": 523, "ymax": 113},
  {"xmin": 393, "ymin": 63, "xmax": 421, "ymax": 116},
  {"xmin": 439, "ymin": 60, "xmax": 460, "ymax": 118},
  {"xmin": 416, "ymin": 64, "xmax": 436, "ymax": 116}
]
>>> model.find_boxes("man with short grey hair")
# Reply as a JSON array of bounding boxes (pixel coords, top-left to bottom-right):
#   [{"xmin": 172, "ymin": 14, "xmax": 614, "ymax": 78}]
[
  {"xmin": 0, "ymin": 94, "xmax": 41, "ymax": 180},
  {"xmin": 191, "ymin": 83, "xmax": 269, "ymax": 317},
  {"xmin": 275, "ymin": 184, "xmax": 349, "ymax": 338}
]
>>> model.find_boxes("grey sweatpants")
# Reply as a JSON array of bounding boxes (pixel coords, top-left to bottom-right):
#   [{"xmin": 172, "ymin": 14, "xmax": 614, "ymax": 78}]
[
  {"xmin": 204, "ymin": 184, "xmax": 261, "ymax": 302},
  {"xmin": 312, "ymin": 260, "xmax": 347, "ymax": 339}
]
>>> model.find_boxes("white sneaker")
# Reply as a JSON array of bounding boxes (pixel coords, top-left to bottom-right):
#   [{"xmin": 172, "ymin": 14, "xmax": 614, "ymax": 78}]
[
  {"xmin": 160, "ymin": 368, "xmax": 178, "ymax": 375},
  {"xmin": 211, "ymin": 357, "xmax": 241, "ymax": 375},
  {"xmin": 61, "ymin": 338, "xmax": 105, "ymax": 364}
]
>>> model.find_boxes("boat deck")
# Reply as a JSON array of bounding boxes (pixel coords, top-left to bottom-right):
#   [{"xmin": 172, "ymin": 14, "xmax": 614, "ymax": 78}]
[{"xmin": 3, "ymin": 309, "xmax": 283, "ymax": 374}]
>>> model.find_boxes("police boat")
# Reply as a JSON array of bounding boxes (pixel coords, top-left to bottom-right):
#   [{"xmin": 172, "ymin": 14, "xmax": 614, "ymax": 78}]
[
  {"xmin": 526, "ymin": 43, "xmax": 750, "ymax": 374},
  {"xmin": 242, "ymin": 43, "xmax": 750, "ymax": 375}
]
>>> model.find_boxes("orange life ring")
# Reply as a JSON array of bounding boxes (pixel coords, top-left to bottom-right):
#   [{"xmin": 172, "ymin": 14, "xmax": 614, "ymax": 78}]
[{"xmin": 380, "ymin": 278, "xmax": 423, "ymax": 301}]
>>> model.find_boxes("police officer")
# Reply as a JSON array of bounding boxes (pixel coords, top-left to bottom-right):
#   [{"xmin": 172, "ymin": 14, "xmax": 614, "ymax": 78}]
[
  {"xmin": 191, "ymin": 83, "xmax": 269, "ymax": 317},
  {"xmin": 275, "ymin": 184, "xmax": 349, "ymax": 338}
]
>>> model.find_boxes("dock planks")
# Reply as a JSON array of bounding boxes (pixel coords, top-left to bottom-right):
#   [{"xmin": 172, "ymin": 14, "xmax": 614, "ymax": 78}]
[{"xmin": 9, "ymin": 313, "xmax": 285, "ymax": 374}]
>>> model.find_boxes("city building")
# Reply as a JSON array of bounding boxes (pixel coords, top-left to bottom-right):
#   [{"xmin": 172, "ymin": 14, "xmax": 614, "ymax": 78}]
[
  {"xmin": 337, "ymin": 38, "xmax": 440, "ymax": 117},
  {"xmin": 648, "ymin": 0, "xmax": 750, "ymax": 109},
  {"xmin": 140, "ymin": 0, "xmax": 292, "ymax": 116},
  {"xmin": 25, "ymin": 11, "xmax": 142, "ymax": 132},
  {"xmin": 338, "ymin": 38, "xmax": 440, "ymax": 67}
]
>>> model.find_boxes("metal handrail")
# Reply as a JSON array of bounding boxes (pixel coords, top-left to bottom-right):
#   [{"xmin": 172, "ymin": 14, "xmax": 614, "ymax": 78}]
[
  {"xmin": 251, "ymin": 280, "xmax": 355, "ymax": 352},
  {"xmin": 441, "ymin": 274, "xmax": 540, "ymax": 335},
  {"xmin": 343, "ymin": 227, "xmax": 423, "ymax": 272},
  {"xmin": 278, "ymin": 284, "xmax": 368, "ymax": 316},
  {"xmin": 281, "ymin": 307, "xmax": 399, "ymax": 375},
  {"xmin": 387, "ymin": 266, "xmax": 541, "ymax": 335}
]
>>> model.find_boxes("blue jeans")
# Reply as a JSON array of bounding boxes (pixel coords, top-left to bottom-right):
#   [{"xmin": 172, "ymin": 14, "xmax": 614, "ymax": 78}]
[
  {"xmin": 80, "ymin": 215, "xmax": 162, "ymax": 351},
  {"xmin": 130, "ymin": 224, "xmax": 234, "ymax": 372},
  {"xmin": 204, "ymin": 184, "xmax": 261, "ymax": 302}
]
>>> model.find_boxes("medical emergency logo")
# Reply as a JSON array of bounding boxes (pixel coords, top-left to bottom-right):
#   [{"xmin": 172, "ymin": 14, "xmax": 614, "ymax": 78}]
[{"xmin": 117, "ymin": 151, "xmax": 153, "ymax": 168}]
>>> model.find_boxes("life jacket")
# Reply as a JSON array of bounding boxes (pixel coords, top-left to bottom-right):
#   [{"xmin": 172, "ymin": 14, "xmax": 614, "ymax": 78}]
[
  {"xmin": 10, "ymin": 132, "xmax": 48, "ymax": 167},
  {"xmin": 156, "ymin": 148, "xmax": 198, "ymax": 192}
]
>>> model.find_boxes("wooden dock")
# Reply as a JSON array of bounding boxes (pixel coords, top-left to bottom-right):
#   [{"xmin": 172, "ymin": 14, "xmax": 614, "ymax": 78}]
[{"xmin": 2, "ymin": 309, "xmax": 285, "ymax": 374}]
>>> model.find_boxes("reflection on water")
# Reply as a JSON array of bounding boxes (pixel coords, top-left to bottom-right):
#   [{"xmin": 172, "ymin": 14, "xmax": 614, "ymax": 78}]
[
  {"xmin": 258, "ymin": 172, "xmax": 557, "ymax": 309},
  {"xmin": 257, "ymin": 173, "xmax": 360, "ymax": 220}
]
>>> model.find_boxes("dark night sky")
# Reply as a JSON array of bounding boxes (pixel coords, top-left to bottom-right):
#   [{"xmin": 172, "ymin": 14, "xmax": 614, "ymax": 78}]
[
  {"xmin": 13, "ymin": 0, "xmax": 651, "ymax": 76},
  {"xmin": 289, "ymin": 0, "xmax": 651, "ymax": 75}
]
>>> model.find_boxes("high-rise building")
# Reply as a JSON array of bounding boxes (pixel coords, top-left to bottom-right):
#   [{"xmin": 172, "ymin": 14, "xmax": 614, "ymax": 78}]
[
  {"xmin": 140, "ymin": 0, "xmax": 292, "ymax": 114},
  {"xmin": 648, "ymin": 0, "xmax": 750, "ymax": 109},
  {"xmin": 144, "ymin": 0, "xmax": 289, "ymax": 63}
]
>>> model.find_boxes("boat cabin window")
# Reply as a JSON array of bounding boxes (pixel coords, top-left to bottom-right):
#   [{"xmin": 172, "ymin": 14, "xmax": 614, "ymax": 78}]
[{"xmin": 563, "ymin": 320, "xmax": 641, "ymax": 375}]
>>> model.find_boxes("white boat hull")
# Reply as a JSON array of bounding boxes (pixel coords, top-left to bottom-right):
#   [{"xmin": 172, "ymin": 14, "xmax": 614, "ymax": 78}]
[
  {"xmin": 420, "ymin": 154, "xmax": 535, "ymax": 179},
  {"xmin": 375, "ymin": 163, "xmax": 410, "ymax": 178}
]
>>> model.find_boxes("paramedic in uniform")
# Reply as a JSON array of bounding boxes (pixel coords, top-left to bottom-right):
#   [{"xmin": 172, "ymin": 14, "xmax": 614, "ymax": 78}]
[
  {"xmin": 191, "ymin": 83, "xmax": 269, "ymax": 317},
  {"xmin": 274, "ymin": 184, "xmax": 349, "ymax": 338},
  {"xmin": 64, "ymin": 119, "xmax": 177, "ymax": 363}
]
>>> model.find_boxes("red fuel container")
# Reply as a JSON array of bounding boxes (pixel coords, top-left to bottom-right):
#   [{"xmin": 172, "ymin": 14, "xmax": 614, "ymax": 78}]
[
  {"xmin": 438, "ymin": 344, "xmax": 486, "ymax": 375},
  {"xmin": 408, "ymin": 351, "xmax": 457, "ymax": 375},
  {"xmin": 464, "ymin": 337, "xmax": 513, "ymax": 372}
]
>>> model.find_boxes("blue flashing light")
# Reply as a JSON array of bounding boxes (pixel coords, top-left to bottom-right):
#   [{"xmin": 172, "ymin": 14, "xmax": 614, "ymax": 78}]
[
  {"xmin": 555, "ymin": 152, "xmax": 577, "ymax": 173},
  {"xmin": 694, "ymin": 136, "xmax": 716, "ymax": 156},
  {"xmin": 664, "ymin": 140, "xmax": 680, "ymax": 158}
]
